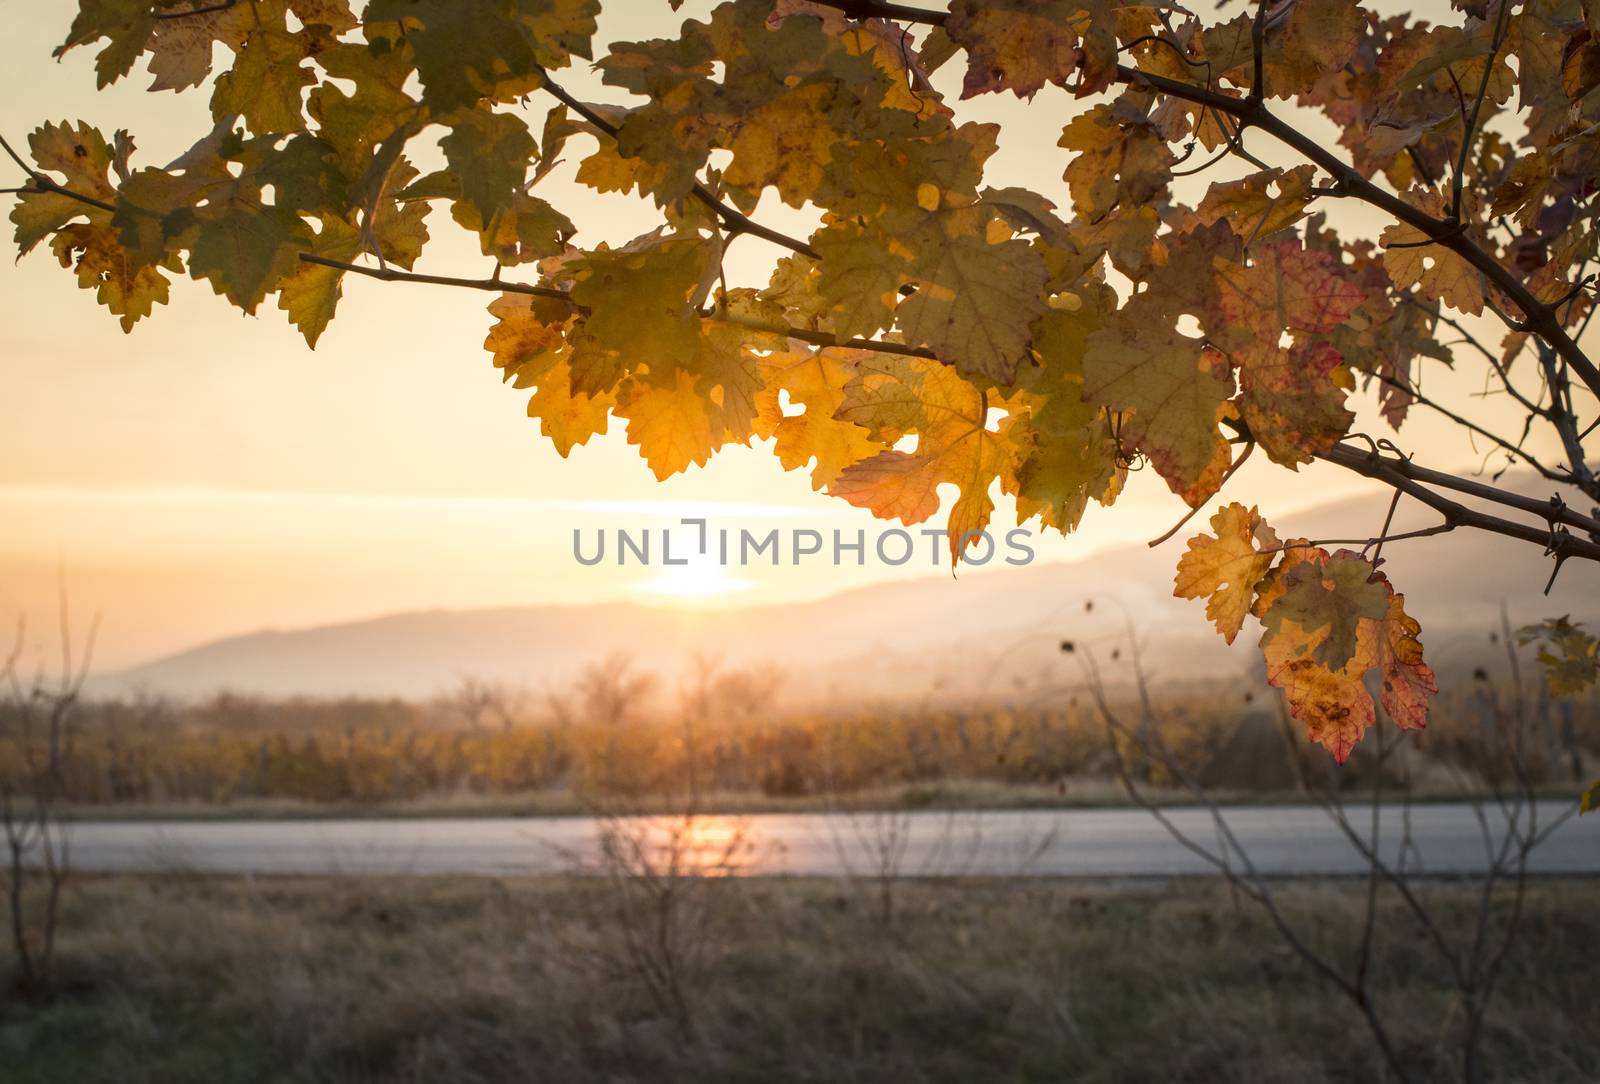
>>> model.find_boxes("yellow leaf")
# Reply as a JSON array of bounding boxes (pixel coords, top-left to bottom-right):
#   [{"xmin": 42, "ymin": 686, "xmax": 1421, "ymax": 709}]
[
  {"xmin": 830, "ymin": 355, "xmax": 1021, "ymax": 566},
  {"xmin": 946, "ymin": 0, "xmax": 1082, "ymax": 98},
  {"xmin": 617, "ymin": 370, "xmax": 720, "ymax": 480},
  {"xmin": 50, "ymin": 221, "xmax": 177, "ymax": 332},
  {"xmin": 1175, "ymin": 503, "xmax": 1276, "ymax": 644},
  {"xmin": 526, "ymin": 358, "xmax": 614, "ymax": 457},
  {"xmin": 1192, "ymin": 165, "xmax": 1317, "ymax": 243},
  {"xmin": 758, "ymin": 349, "xmax": 884, "ymax": 489},
  {"xmin": 723, "ymin": 84, "xmax": 841, "ymax": 209},
  {"xmin": 277, "ymin": 214, "xmax": 362, "ymax": 348}
]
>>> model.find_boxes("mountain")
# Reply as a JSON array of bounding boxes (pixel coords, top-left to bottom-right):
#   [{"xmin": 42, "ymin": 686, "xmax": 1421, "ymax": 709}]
[{"xmin": 98, "ymin": 479, "xmax": 1600, "ymax": 701}]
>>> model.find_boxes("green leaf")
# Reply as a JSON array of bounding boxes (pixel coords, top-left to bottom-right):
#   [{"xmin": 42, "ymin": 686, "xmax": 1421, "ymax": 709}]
[
  {"xmin": 1262, "ymin": 555, "xmax": 1390, "ymax": 671},
  {"xmin": 188, "ymin": 200, "xmax": 312, "ymax": 314}
]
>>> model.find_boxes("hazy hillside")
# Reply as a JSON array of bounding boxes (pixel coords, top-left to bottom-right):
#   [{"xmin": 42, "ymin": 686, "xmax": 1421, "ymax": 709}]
[{"xmin": 100, "ymin": 478, "xmax": 1600, "ymax": 700}]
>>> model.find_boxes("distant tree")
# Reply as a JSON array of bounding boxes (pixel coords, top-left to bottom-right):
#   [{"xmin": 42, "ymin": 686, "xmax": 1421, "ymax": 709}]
[{"xmin": 7, "ymin": 0, "xmax": 1600, "ymax": 760}]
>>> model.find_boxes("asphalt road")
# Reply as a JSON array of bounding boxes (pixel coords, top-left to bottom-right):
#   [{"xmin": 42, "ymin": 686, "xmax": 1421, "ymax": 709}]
[{"xmin": 48, "ymin": 801, "xmax": 1598, "ymax": 878}]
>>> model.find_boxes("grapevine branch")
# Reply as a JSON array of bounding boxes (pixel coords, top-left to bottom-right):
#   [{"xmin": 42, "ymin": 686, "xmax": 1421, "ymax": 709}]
[
  {"xmin": 533, "ymin": 68, "xmax": 819, "ymax": 261},
  {"xmin": 0, "ymin": 134, "xmax": 116, "ymax": 214},
  {"xmin": 805, "ymin": 0, "xmax": 1600, "ymax": 402},
  {"xmin": 8, "ymin": 3, "xmax": 1596, "ymax": 576},
  {"xmin": 297, "ymin": 253, "xmax": 942, "ymax": 362},
  {"xmin": 295, "ymin": 249, "xmax": 1600, "ymax": 570}
]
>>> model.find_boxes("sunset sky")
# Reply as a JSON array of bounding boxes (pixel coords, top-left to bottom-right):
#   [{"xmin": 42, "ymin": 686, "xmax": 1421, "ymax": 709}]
[{"xmin": 1, "ymin": 0, "xmax": 1588, "ymax": 671}]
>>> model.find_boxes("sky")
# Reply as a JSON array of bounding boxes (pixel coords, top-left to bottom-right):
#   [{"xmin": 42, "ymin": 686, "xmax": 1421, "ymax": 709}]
[{"xmin": 0, "ymin": 0, "xmax": 1590, "ymax": 671}]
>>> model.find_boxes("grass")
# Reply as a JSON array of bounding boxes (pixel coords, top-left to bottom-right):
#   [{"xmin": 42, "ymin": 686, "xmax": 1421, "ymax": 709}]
[{"xmin": 0, "ymin": 874, "xmax": 1594, "ymax": 1083}]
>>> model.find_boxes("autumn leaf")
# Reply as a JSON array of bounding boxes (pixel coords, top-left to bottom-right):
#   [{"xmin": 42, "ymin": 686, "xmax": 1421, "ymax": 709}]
[
  {"xmin": 364, "ymin": 0, "xmax": 596, "ymax": 111},
  {"xmin": 1370, "ymin": 582, "xmax": 1437, "ymax": 733},
  {"xmin": 1192, "ymin": 165, "xmax": 1317, "ymax": 244},
  {"xmin": 564, "ymin": 234, "xmax": 711, "ymax": 395},
  {"xmin": 722, "ymin": 83, "xmax": 842, "ymax": 209},
  {"xmin": 1380, "ymin": 188, "xmax": 1485, "ymax": 315},
  {"xmin": 1261, "ymin": 554, "xmax": 1389, "ymax": 671},
  {"xmin": 211, "ymin": 15, "xmax": 320, "ymax": 136},
  {"xmin": 830, "ymin": 354, "xmax": 1021, "ymax": 566},
  {"xmin": 616, "ymin": 369, "xmax": 721, "ymax": 481},
  {"xmin": 277, "ymin": 214, "xmax": 362, "ymax": 347},
  {"xmin": 1516, "ymin": 617, "xmax": 1600, "ymax": 696},
  {"xmin": 757, "ymin": 349, "xmax": 882, "ymax": 489},
  {"xmin": 1260, "ymin": 554, "xmax": 1436, "ymax": 762},
  {"xmin": 1211, "ymin": 238, "xmax": 1364, "ymax": 464},
  {"xmin": 187, "ymin": 198, "xmax": 312, "ymax": 315},
  {"xmin": 946, "ymin": 0, "xmax": 1084, "ymax": 98},
  {"xmin": 54, "ymin": 0, "xmax": 156, "ymax": 89},
  {"xmin": 1082, "ymin": 306, "xmax": 1235, "ymax": 507},
  {"xmin": 1058, "ymin": 96, "xmax": 1174, "ymax": 219},
  {"xmin": 812, "ymin": 217, "xmax": 909, "ymax": 339},
  {"xmin": 10, "ymin": 121, "xmax": 119, "ymax": 256},
  {"xmin": 50, "ymin": 220, "xmax": 178, "ymax": 331},
  {"xmin": 895, "ymin": 206, "xmax": 1050, "ymax": 384},
  {"xmin": 1175, "ymin": 503, "xmax": 1278, "ymax": 644}
]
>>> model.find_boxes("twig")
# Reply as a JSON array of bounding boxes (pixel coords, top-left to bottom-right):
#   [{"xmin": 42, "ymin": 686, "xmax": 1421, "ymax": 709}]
[
  {"xmin": 297, "ymin": 252, "xmax": 943, "ymax": 362},
  {"xmin": 1145, "ymin": 442, "xmax": 1254, "ymax": 547},
  {"xmin": 534, "ymin": 69, "xmax": 818, "ymax": 260},
  {"xmin": 1450, "ymin": 0, "xmax": 1511, "ymax": 222}
]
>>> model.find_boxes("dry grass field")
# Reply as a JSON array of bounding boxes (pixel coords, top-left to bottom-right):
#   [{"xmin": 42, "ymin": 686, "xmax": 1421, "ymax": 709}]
[{"xmin": 0, "ymin": 874, "xmax": 1593, "ymax": 1083}]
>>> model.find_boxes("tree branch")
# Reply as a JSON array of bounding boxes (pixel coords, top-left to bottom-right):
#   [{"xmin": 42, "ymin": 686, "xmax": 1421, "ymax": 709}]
[
  {"xmin": 297, "ymin": 252, "xmax": 942, "ymax": 361},
  {"xmin": 1451, "ymin": 0, "xmax": 1511, "ymax": 222},
  {"xmin": 1317, "ymin": 443, "xmax": 1600, "ymax": 569},
  {"xmin": 802, "ymin": 0, "xmax": 1600, "ymax": 399},
  {"xmin": 0, "ymin": 134, "xmax": 116, "ymax": 214},
  {"xmin": 1371, "ymin": 371, "xmax": 1570, "ymax": 488},
  {"xmin": 534, "ymin": 69, "xmax": 819, "ymax": 261}
]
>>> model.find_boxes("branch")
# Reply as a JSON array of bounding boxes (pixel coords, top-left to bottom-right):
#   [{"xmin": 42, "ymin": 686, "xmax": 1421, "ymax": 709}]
[
  {"xmin": 1533, "ymin": 340, "xmax": 1600, "ymax": 504},
  {"xmin": 297, "ymin": 253, "xmax": 942, "ymax": 362},
  {"xmin": 1371, "ymin": 371, "xmax": 1570, "ymax": 487},
  {"xmin": 534, "ymin": 70, "xmax": 819, "ymax": 261},
  {"xmin": 1146, "ymin": 441, "xmax": 1253, "ymax": 547},
  {"xmin": 1324, "ymin": 443, "xmax": 1600, "ymax": 538},
  {"xmin": 1317, "ymin": 443, "xmax": 1600, "ymax": 572},
  {"xmin": 0, "ymin": 134, "xmax": 116, "ymax": 214},
  {"xmin": 1405, "ymin": 298, "xmax": 1548, "ymax": 420},
  {"xmin": 1451, "ymin": 0, "xmax": 1511, "ymax": 222},
  {"xmin": 802, "ymin": 0, "xmax": 1600, "ymax": 399},
  {"xmin": 1249, "ymin": 0, "xmax": 1269, "ymax": 101},
  {"xmin": 153, "ymin": 1, "xmax": 238, "ymax": 18}
]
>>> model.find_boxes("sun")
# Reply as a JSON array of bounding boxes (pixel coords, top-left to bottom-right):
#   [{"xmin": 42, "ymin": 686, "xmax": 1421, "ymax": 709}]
[{"xmin": 632, "ymin": 557, "xmax": 752, "ymax": 602}]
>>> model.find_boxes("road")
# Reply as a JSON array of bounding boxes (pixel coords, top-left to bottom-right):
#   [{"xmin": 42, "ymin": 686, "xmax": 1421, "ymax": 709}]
[{"xmin": 50, "ymin": 801, "xmax": 1598, "ymax": 878}]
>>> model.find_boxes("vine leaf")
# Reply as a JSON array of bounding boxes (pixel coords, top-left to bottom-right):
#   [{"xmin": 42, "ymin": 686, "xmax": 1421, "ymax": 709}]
[
  {"xmin": 1379, "ymin": 188, "xmax": 1485, "ymax": 316},
  {"xmin": 277, "ymin": 214, "xmax": 362, "ymax": 347},
  {"xmin": 1175, "ymin": 503, "xmax": 1278, "ymax": 645},
  {"xmin": 830, "ymin": 355, "xmax": 1022, "ymax": 566},
  {"xmin": 1082, "ymin": 310, "xmax": 1235, "ymax": 507},
  {"xmin": 1259, "ymin": 551, "xmax": 1436, "ymax": 762},
  {"xmin": 1516, "ymin": 617, "xmax": 1600, "ymax": 696}
]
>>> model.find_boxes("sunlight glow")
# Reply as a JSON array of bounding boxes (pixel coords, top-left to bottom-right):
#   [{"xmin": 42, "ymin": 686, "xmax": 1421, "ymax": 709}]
[{"xmin": 632, "ymin": 558, "xmax": 753, "ymax": 601}]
